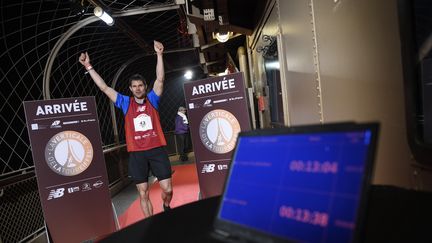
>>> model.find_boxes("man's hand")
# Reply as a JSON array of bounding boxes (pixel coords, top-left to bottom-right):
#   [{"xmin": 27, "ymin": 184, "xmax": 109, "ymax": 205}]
[
  {"xmin": 153, "ymin": 40, "xmax": 165, "ymax": 96},
  {"xmin": 154, "ymin": 40, "xmax": 164, "ymax": 55},
  {"xmin": 78, "ymin": 51, "xmax": 117, "ymax": 102},
  {"xmin": 79, "ymin": 52, "xmax": 91, "ymax": 67}
]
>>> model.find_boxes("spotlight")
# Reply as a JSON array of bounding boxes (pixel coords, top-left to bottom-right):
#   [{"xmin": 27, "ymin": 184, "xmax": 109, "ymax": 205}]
[
  {"xmin": 265, "ymin": 61, "xmax": 280, "ymax": 69},
  {"xmin": 184, "ymin": 70, "xmax": 193, "ymax": 80},
  {"xmin": 213, "ymin": 31, "xmax": 233, "ymax": 43},
  {"xmin": 94, "ymin": 7, "xmax": 114, "ymax": 26}
]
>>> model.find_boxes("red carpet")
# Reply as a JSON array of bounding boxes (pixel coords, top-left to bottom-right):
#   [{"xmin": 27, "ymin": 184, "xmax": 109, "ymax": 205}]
[{"xmin": 118, "ymin": 163, "xmax": 199, "ymax": 228}]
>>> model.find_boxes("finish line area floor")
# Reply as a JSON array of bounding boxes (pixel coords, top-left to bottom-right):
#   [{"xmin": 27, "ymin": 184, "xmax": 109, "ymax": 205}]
[{"xmin": 111, "ymin": 153, "xmax": 200, "ymax": 228}]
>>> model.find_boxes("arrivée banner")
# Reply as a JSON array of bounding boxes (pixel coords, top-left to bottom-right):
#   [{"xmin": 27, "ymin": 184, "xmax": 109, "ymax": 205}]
[
  {"xmin": 23, "ymin": 97, "xmax": 116, "ymax": 243},
  {"xmin": 184, "ymin": 72, "xmax": 251, "ymax": 198}
]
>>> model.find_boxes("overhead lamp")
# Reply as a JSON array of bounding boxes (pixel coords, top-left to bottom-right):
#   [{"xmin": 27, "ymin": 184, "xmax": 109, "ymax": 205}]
[
  {"xmin": 265, "ymin": 61, "xmax": 280, "ymax": 70},
  {"xmin": 213, "ymin": 31, "xmax": 233, "ymax": 43},
  {"xmin": 94, "ymin": 7, "xmax": 114, "ymax": 26},
  {"xmin": 184, "ymin": 70, "xmax": 193, "ymax": 80},
  {"xmin": 217, "ymin": 69, "xmax": 229, "ymax": 76}
]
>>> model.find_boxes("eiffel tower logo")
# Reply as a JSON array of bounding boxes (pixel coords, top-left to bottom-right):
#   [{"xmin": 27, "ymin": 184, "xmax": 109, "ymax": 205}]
[
  {"xmin": 199, "ymin": 109, "xmax": 241, "ymax": 154},
  {"xmin": 65, "ymin": 139, "xmax": 82, "ymax": 168},
  {"xmin": 215, "ymin": 118, "xmax": 230, "ymax": 146},
  {"xmin": 46, "ymin": 131, "xmax": 93, "ymax": 176}
]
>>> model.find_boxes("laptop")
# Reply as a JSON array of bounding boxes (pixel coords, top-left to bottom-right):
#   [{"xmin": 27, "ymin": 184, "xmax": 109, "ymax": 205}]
[{"xmin": 201, "ymin": 122, "xmax": 379, "ymax": 243}]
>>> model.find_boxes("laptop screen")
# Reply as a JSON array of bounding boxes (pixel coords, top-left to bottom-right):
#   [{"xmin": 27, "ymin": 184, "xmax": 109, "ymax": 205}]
[{"xmin": 216, "ymin": 123, "xmax": 379, "ymax": 243}]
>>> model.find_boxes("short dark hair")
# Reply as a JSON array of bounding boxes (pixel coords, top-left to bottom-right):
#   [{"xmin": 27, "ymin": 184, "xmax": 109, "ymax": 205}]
[{"xmin": 128, "ymin": 74, "xmax": 147, "ymax": 87}]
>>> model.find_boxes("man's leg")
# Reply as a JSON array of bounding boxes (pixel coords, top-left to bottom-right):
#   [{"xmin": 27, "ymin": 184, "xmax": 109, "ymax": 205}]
[
  {"xmin": 136, "ymin": 182, "xmax": 153, "ymax": 217},
  {"xmin": 129, "ymin": 151, "xmax": 153, "ymax": 217},
  {"xmin": 183, "ymin": 133, "xmax": 190, "ymax": 159},
  {"xmin": 182, "ymin": 134, "xmax": 190, "ymax": 161},
  {"xmin": 159, "ymin": 178, "xmax": 173, "ymax": 210},
  {"xmin": 177, "ymin": 134, "xmax": 186, "ymax": 161},
  {"xmin": 148, "ymin": 147, "xmax": 173, "ymax": 211}
]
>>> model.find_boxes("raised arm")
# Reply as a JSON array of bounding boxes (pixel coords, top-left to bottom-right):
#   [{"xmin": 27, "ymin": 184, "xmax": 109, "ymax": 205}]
[
  {"xmin": 152, "ymin": 40, "xmax": 165, "ymax": 96},
  {"xmin": 79, "ymin": 52, "xmax": 118, "ymax": 102}
]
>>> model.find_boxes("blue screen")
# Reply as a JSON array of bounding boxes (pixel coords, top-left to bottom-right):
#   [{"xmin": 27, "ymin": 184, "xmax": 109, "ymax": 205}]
[{"xmin": 218, "ymin": 130, "xmax": 373, "ymax": 243}]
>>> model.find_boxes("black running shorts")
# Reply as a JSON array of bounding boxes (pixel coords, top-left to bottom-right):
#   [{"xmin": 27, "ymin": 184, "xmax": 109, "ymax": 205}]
[{"xmin": 128, "ymin": 146, "xmax": 172, "ymax": 184}]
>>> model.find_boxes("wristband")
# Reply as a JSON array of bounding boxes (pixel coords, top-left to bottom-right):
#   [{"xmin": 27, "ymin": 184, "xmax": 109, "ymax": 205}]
[{"xmin": 85, "ymin": 65, "xmax": 93, "ymax": 71}]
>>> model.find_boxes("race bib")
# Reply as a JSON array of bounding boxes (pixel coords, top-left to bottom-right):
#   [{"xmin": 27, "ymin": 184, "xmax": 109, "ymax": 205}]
[{"xmin": 133, "ymin": 114, "xmax": 153, "ymax": 132}]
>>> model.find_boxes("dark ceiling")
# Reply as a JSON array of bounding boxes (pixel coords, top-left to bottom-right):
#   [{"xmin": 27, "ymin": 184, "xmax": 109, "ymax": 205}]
[
  {"xmin": 87, "ymin": 0, "xmax": 268, "ymax": 74},
  {"xmin": 88, "ymin": 0, "xmax": 268, "ymax": 74},
  {"xmin": 188, "ymin": 0, "xmax": 268, "ymax": 73}
]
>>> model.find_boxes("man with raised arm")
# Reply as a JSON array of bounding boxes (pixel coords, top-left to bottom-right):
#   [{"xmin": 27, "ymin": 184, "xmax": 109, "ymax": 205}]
[{"xmin": 79, "ymin": 40, "xmax": 173, "ymax": 217}]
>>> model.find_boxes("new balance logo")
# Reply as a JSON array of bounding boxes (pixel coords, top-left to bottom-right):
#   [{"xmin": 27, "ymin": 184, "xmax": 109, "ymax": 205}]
[
  {"xmin": 47, "ymin": 188, "xmax": 65, "ymax": 200},
  {"xmin": 137, "ymin": 106, "xmax": 146, "ymax": 112},
  {"xmin": 202, "ymin": 164, "xmax": 215, "ymax": 173}
]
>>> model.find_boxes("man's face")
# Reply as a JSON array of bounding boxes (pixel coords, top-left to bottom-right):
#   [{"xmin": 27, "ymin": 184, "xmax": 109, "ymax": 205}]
[{"xmin": 129, "ymin": 80, "xmax": 146, "ymax": 99}]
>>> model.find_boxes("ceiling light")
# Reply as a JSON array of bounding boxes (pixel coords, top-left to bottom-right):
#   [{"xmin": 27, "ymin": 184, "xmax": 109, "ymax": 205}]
[
  {"xmin": 213, "ymin": 31, "xmax": 233, "ymax": 43},
  {"xmin": 265, "ymin": 61, "xmax": 280, "ymax": 70},
  {"xmin": 184, "ymin": 70, "xmax": 193, "ymax": 80},
  {"xmin": 217, "ymin": 69, "xmax": 229, "ymax": 76},
  {"xmin": 94, "ymin": 7, "xmax": 114, "ymax": 26}
]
